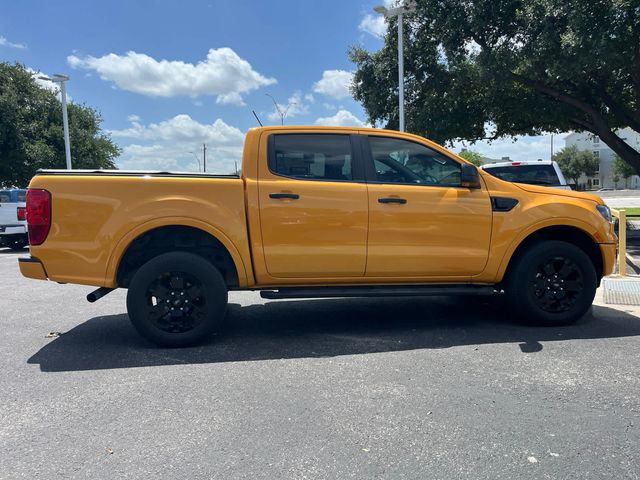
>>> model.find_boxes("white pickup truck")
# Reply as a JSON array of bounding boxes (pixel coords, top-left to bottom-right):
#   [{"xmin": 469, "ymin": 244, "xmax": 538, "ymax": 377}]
[
  {"xmin": 482, "ymin": 160, "xmax": 571, "ymax": 190},
  {"xmin": 0, "ymin": 189, "xmax": 27, "ymax": 250}
]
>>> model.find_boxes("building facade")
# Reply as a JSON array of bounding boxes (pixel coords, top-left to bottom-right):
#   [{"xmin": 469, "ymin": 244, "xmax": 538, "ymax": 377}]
[{"xmin": 564, "ymin": 128, "xmax": 640, "ymax": 190}]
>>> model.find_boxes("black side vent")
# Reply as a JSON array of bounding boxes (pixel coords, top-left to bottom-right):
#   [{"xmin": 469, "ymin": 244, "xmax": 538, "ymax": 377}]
[{"xmin": 491, "ymin": 196, "xmax": 519, "ymax": 212}]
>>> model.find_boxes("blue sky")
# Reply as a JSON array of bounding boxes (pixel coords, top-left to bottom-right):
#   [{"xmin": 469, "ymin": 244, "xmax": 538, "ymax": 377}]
[{"xmin": 1, "ymin": 0, "xmax": 557, "ymax": 173}]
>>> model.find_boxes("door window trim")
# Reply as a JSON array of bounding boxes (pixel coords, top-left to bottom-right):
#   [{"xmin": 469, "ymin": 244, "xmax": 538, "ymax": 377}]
[
  {"xmin": 360, "ymin": 134, "xmax": 469, "ymax": 188},
  {"xmin": 267, "ymin": 132, "xmax": 366, "ymax": 183}
]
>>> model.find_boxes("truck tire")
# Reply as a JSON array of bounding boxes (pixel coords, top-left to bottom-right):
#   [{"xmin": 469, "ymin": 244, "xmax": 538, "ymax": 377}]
[
  {"xmin": 505, "ymin": 240, "xmax": 597, "ymax": 326},
  {"xmin": 126, "ymin": 252, "xmax": 228, "ymax": 347}
]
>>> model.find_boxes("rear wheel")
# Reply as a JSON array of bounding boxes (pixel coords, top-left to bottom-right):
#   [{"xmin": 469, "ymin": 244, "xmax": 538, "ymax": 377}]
[
  {"xmin": 506, "ymin": 240, "xmax": 597, "ymax": 326},
  {"xmin": 126, "ymin": 252, "xmax": 228, "ymax": 347}
]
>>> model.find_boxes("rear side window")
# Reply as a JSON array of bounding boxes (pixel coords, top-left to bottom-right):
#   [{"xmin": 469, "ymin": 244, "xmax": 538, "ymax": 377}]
[
  {"xmin": 484, "ymin": 165, "xmax": 561, "ymax": 185},
  {"xmin": 16, "ymin": 190, "xmax": 26, "ymax": 202},
  {"xmin": 270, "ymin": 134, "xmax": 353, "ymax": 181},
  {"xmin": 0, "ymin": 191, "xmax": 10, "ymax": 202}
]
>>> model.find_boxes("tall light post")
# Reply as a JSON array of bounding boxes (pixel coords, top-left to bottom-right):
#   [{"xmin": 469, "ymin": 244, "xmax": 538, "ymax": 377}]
[
  {"xmin": 39, "ymin": 74, "xmax": 72, "ymax": 169},
  {"xmin": 374, "ymin": 1, "xmax": 416, "ymax": 132}
]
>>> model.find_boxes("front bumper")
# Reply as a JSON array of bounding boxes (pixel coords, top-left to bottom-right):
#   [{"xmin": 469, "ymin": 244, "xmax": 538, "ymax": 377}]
[
  {"xmin": 600, "ymin": 243, "xmax": 617, "ymax": 277},
  {"xmin": 18, "ymin": 256, "xmax": 48, "ymax": 280}
]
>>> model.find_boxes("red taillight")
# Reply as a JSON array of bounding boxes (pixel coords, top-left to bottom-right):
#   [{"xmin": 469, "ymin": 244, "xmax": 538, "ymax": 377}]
[
  {"xmin": 511, "ymin": 162, "xmax": 522, "ymax": 166},
  {"xmin": 17, "ymin": 206, "xmax": 26, "ymax": 221},
  {"xmin": 26, "ymin": 189, "xmax": 51, "ymax": 246}
]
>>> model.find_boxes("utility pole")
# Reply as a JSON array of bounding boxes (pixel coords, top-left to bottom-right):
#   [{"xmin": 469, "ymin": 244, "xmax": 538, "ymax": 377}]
[{"xmin": 203, "ymin": 143, "xmax": 207, "ymax": 172}]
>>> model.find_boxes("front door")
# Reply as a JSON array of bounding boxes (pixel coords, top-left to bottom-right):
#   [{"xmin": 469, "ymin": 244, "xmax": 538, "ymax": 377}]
[
  {"xmin": 363, "ymin": 134, "xmax": 492, "ymax": 278},
  {"xmin": 258, "ymin": 132, "xmax": 368, "ymax": 278}
]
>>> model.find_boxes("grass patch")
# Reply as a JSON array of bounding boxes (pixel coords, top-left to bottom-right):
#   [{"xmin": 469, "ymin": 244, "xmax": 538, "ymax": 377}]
[{"xmin": 617, "ymin": 207, "xmax": 640, "ymax": 217}]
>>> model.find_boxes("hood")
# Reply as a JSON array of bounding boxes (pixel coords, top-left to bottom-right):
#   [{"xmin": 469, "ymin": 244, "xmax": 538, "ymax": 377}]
[{"xmin": 513, "ymin": 183, "xmax": 604, "ymax": 204}]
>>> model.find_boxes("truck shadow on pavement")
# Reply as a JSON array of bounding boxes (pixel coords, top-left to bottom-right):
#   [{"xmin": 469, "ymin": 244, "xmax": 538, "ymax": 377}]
[{"xmin": 28, "ymin": 296, "xmax": 640, "ymax": 372}]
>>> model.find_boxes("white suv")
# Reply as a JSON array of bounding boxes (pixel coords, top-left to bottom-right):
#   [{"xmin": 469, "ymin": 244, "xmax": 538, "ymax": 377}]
[
  {"xmin": 481, "ymin": 160, "xmax": 571, "ymax": 190},
  {"xmin": 0, "ymin": 189, "xmax": 28, "ymax": 250}
]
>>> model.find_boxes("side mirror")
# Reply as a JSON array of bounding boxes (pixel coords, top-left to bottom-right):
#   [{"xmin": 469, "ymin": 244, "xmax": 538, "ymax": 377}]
[{"xmin": 460, "ymin": 163, "xmax": 481, "ymax": 189}]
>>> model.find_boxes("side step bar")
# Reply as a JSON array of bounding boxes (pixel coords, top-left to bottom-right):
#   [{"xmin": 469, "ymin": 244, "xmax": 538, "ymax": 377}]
[{"xmin": 260, "ymin": 285, "xmax": 497, "ymax": 300}]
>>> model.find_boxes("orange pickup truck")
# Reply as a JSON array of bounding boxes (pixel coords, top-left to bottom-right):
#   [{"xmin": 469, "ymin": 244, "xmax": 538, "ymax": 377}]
[{"xmin": 20, "ymin": 126, "xmax": 617, "ymax": 346}]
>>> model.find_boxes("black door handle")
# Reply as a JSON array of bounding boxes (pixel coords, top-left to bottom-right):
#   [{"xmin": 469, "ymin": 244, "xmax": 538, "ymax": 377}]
[
  {"xmin": 269, "ymin": 193, "xmax": 299, "ymax": 200},
  {"xmin": 378, "ymin": 197, "xmax": 407, "ymax": 204}
]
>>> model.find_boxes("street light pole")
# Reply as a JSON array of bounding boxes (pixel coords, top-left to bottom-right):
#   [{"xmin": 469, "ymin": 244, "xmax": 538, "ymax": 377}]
[
  {"xmin": 38, "ymin": 74, "xmax": 72, "ymax": 169},
  {"xmin": 374, "ymin": 1, "xmax": 416, "ymax": 132},
  {"xmin": 59, "ymin": 80, "xmax": 72, "ymax": 170}
]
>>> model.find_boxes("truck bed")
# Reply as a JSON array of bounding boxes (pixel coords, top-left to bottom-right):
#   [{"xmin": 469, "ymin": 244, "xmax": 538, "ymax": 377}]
[{"xmin": 27, "ymin": 171, "xmax": 250, "ymax": 287}]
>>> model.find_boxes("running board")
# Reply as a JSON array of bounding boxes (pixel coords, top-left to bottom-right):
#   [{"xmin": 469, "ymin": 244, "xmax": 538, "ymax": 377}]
[{"xmin": 260, "ymin": 285, "xmax": 497, "ymax": 300}]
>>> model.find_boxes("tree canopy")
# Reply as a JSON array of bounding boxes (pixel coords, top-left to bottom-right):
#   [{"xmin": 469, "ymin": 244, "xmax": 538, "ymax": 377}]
[
  {"xmin": 0, "ymin": 62, "xmax": 120, "ymax": 188},
  {"xmin": 457, "ymin": 149, "xmax": 484, "ymax": 166},
  {"xmin": 552, "ymin": 145, "xmax": 599, "ymax": 185},
  {"xmin": 613, "ymin": 153, "xmax": 636, "ymax": 184},
  {"xmin": 350, "ymin": 0, "xmax": 640, "ymax": 173}
]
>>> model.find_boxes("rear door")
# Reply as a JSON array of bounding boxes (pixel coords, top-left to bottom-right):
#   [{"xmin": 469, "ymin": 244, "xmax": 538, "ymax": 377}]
[
  {"xmin": 362, "ymin": 134, "xmax": 492, "ymax": 278},
  {"xmin": 257, "ymin": 132, "xmax": 369, "ymax": 278}
]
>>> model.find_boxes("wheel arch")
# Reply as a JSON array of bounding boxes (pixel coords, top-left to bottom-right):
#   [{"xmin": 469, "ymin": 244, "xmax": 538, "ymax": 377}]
[
  {"xmin": 106, "ymin": 218, "xmax": 249, "ymax": 288},
  {"xmin": 498, "ymin": 224, "xmax": 603, "ymax": 285}
]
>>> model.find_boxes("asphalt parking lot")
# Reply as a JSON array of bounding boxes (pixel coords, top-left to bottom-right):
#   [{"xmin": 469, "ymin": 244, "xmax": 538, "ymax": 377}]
[{"xmin": 1, "ymin": 247, "xmax": 640, "ymax": 479}]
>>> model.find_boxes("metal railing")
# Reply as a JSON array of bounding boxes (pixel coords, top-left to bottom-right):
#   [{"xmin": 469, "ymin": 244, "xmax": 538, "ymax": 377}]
[{"xmin": 611, "ymin": 208, "xmax": 626, "ymax": 276}]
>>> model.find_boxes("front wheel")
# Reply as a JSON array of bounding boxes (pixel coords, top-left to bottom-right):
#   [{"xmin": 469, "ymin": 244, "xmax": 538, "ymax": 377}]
[
  {"xmin": 505, "ymin": 240, "xmax": 597, "ymax": 326},
  {"xmin": 126, "ymin": 252, "xmax": 228, "ymax": 347}
]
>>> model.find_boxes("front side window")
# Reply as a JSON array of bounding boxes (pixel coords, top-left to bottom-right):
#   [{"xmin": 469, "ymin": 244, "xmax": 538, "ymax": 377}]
[
  {"xmin": 271, "ymin": 134, "xmax": 353, "ymax": 181},
  {"xmin": 368, "ymin": 136, "xmax": 461, "ymax": 186}
]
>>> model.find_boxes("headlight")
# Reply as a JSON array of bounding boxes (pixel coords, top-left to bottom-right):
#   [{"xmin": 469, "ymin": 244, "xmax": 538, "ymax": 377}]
[{"xmin": 596, "ymin": 204, "xmax": 612, "ymax": 223}]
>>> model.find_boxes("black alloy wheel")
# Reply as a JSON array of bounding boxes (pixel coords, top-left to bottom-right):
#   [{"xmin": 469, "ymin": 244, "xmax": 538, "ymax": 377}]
[
  {"xmin": 127, "ymin": 252, "xmax": 228, "ymax": 347},
  {"xmin": 506, "ymin": 240, "xmax": 597, "ymax": 326},
  {"xmin": 528, "ymin": 256, "xmax": 584, "ymax": 313}
]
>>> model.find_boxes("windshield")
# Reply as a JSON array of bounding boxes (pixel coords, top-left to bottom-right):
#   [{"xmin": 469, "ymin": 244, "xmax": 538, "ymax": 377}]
[{"xmin": 484, "ymin": 165, "xmax": 561, "ymax": 186}]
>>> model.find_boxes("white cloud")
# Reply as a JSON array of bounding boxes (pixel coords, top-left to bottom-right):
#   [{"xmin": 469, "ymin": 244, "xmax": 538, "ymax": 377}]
[
  {"xmin": 266, "ymin": 92, "xmax": 310, "ymax": 122},
  {"xmin": 312, "ymin": 70, "xmax": 354, "ymax": 99},
  {"xmin": 359, "ymin": 14, "xmax": 387, "ymax": 37},
  {"xmin": 127, "ymin": 114, "xmax": 141, "ymax": 122},
  {"xmin": 315, "ymin": 109, "xmax": 368, "ymax": 127},
  {"xmin": 111, "ymin": 114, "xmax": 245, "ymax": 173},
  {"xmin": 110, "ymin": 114, "xmax": 244, "ymax": 144},
  {"xmin": 359, "ymin": 0, "xmax": 400, "ymax": 38},
  {"xmin": 0, "ymin": 35, "xmax": 26, "ymax": 49},
  {"xmin": 67, "ymin": 48, "xmax": 276, "ymax": 105}
]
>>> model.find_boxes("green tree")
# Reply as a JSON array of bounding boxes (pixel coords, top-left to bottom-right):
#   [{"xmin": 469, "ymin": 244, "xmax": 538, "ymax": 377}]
[
  {"xmin": 552, "ymin": 145, "xmax": 599, "ymax": 186},
  {"xmin": 457, "ymin": 149, "xmax": 484, "ymax": 166},
  {"xmin": 0, "ymin": 62, "xmax": 120, "ymax": 187},
  {"xmin": 613, "ymin": 154, "xmax": 635, "ymax": 188},
  {"xmin": 349, "ymin": 0, "xmax": 640, "ymax": 173}
]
